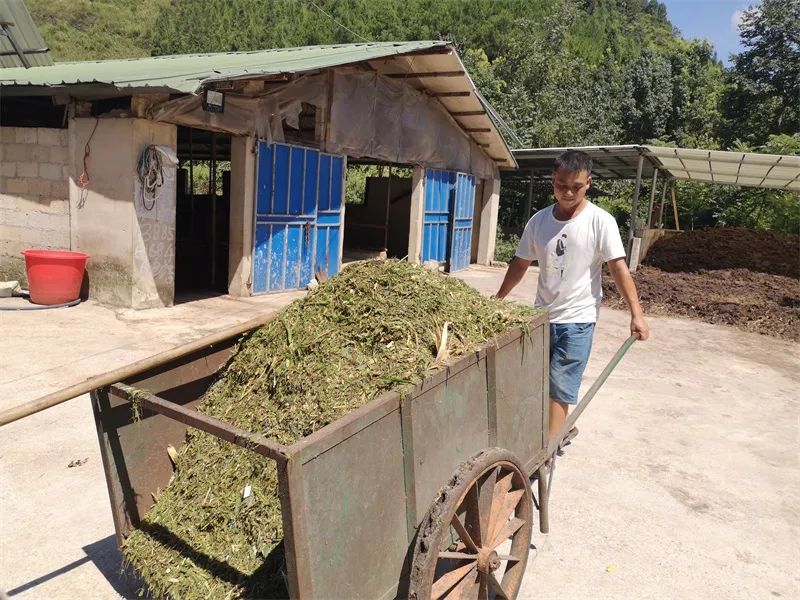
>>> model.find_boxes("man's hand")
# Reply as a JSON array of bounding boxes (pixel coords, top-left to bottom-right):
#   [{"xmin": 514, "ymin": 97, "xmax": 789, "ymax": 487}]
[
  {"xmin": 631, "ymin": 312, "xmax": 649, "ymax": 341},
  {"xmin": 607, "ymin": 258, "xmax": 649, "ymax": 342}
]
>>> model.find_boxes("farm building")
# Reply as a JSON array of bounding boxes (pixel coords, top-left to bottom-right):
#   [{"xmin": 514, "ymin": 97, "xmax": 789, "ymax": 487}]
[{"xmin": 0, "ymin": 41, "xmax": 515, "ymax": 308}]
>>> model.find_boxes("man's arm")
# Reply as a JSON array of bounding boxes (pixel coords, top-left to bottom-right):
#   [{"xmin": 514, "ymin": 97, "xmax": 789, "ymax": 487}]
[
  {"xmin": 495, "ymin": 256, "xmax": 532, "ymax": 299},
  {"xmin": 606, "ymin": 257, "xmax": 649, "ymax": 340}
]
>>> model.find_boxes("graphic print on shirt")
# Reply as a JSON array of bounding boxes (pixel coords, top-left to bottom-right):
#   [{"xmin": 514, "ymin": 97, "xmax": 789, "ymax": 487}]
[{"xmin": 552, "ymin": 233, "xmax": 567, "ymax": 279}]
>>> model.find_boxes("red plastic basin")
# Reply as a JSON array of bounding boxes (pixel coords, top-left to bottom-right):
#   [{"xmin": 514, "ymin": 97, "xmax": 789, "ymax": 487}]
[{"xmin": 21, "ymin": 249, "xmax": 90, "ymax": 305}]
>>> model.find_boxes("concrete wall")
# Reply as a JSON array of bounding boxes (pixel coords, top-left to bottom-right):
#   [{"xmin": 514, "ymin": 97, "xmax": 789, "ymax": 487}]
[
  {"xmin": 407, "ymin": 167, "xmax": 425, "ymax": 264},
  {"xmin": 0, "ymin": 127, "xmax": 71, "ymax": 285},
  {"xmin": 69, "ymin": 118, "xmax": 177, "ymax": 308},
  {"xmin": 476, "ymin": 178, "xmax": 500, "ymax": 265},
  {"xmin": 228, "ymin": 136, "xmax": 255, "ymax": 297},
  {"xmin": 132, "ymin": 120, "xmax": 177, "ymax": 308},
  {"xmin": 640, "ymin": 227, "xmax": 681, "ymax": 262}
]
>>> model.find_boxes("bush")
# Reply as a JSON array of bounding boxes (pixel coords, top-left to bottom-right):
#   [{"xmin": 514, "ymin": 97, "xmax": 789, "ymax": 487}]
[{"xmin": 494, "ymin": 231, "xmax": 520, "ymax": 263}]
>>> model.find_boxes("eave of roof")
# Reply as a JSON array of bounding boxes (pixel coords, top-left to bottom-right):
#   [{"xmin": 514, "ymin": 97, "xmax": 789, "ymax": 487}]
[
  {"xmin": 511, "ymin": 145, "xmax": 800, "ymax": 191},
  {"xmin": 0, "ymin": 40, "xmax": 517, "ymax": 168}
]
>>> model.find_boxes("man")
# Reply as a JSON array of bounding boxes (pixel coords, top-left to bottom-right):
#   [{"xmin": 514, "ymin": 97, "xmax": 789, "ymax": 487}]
[{"xmin": 496, "ymin": 150, "xmax": 649, "ymax": 444}]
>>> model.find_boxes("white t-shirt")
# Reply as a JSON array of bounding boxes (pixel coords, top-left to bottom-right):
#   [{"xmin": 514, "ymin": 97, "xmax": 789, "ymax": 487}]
[{"xmin": 515, "ymin": 202, "xmax": 626, "ymax": 323}]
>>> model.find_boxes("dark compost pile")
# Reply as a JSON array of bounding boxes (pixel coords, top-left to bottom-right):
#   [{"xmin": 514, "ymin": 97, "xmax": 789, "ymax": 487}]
[
  {"xmin": 123, "ymin": 260, "xmax": 538, "ymax": 599},
  {"xmin": 603, "ymin": 228, "xmax": 800, "ymax": 340}
]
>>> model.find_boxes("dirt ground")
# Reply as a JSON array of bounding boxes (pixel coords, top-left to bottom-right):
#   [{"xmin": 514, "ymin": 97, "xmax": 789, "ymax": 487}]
[
  {"xmin": 604, "ymin": 228, "xmax": 800, "ymax": 341},
  {"xmin": 1, "ymin": 265, "xmax": 798, "ymax": 599}
]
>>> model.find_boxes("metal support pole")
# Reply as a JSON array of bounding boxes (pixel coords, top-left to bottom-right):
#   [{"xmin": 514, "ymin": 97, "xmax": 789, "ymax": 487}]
[
  {"xmin": 384, "ymin": 166, "xmax": 391, "ymax": 252},
  {"xmin": 658, "ymin": 178, "xmax": 668, "ymax": 228},
  {"xmin": 189, "ymin": 128, "xmax": 194, "ymax": 240},
  {"xmin": 523, "ymin": 169, "xmax": 534, "ymax": 224},
  {"xmin": 210, "ymin": 131, "xmax": 217, "ymax": 288},
  {"xmin": 646, "ymin": 168, "xmax": 658, "ymax": 228},
  {"xmin": 627, "ymin": 154, "xmax": 644, "ymax": 248}
]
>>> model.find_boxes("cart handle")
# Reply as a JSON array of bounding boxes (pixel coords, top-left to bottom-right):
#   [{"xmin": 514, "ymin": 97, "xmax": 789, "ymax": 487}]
[{"xmin": 546, "ymin": 334, "xmax": 638, "ymax": 458}]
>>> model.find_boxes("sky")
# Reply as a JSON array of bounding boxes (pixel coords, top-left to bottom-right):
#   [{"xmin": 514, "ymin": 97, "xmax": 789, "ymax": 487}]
[{"xmin": 661, "ymin": 0, "xmax": 762, "ymax": 66}]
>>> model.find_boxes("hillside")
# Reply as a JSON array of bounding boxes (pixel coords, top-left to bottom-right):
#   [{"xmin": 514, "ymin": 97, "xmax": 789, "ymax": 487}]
[{"xmin": 28, "ymin": 0, "xmax": 167, "ymax": 61}]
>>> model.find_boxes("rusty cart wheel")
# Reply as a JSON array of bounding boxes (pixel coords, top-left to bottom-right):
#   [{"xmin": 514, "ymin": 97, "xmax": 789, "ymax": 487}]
[{"xmin": 408, "ymin": 447, "xmax": 533, "ymax": 600}]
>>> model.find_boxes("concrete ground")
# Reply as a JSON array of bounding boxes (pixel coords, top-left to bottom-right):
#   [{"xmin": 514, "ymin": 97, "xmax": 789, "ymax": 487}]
[
  {"xmin": 1, "ymin": 265, "xmax": 798, "ymax": 599},
  {"xmin": 0, "ymin": 290, "xmax": 303, "ymax": 412}
]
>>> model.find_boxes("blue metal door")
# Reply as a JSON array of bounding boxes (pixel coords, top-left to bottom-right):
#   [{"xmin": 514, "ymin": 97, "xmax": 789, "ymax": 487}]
[
  {"xmin": 422, "ymin": 169, "xmax": 455, "ymax": 264},
  {"xmin": 449, "ymin": 173, "xmax": 476, "ymax": 272},
  {"xmin": 422, "ymin": 169, "xmax": 475, "ymax": 272},
  {"xmin": 252, "ymin": 142, "xmax": 345, "ymax": 293},
  {"xmin": 314, "ymin": 153, "xmax": 345, "ymax": 278}
]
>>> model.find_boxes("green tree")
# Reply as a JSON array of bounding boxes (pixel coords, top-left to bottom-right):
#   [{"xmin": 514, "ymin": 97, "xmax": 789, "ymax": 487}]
[
  {"xmin": 620, "ymin": 47, "xmax": 672, "ymax": 142},
  {"xmin": 663, "ymin": 40, "xmax": 726, "ymax": 147},
  {"xmin": 720, "ymin": 0, "xmax": 800, "ymax": 145}
]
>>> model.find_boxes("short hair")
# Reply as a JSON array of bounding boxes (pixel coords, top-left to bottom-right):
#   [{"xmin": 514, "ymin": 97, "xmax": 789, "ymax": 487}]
[{"xmin": 554, "ymin": 150, "xmax": 592, "ymax": 175}]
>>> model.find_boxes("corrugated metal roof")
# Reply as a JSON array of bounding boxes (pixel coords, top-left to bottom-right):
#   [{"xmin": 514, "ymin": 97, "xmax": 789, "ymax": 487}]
[
  {"xmin": 0, "ymin": 40, "xmax": 517, "ymax": 168},
  {"xmin": 512, "ymin": 145, "xmax": 800, "ymax": 191},
  {"xmin": 0, "ymin": 41, "xmax": 449, "ymax": 92},
  {"xmin": 0, "ymin": 0, "xmax": 52, "ymax": 68}
]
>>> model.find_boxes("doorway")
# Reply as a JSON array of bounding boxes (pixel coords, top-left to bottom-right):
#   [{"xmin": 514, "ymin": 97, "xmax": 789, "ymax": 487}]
[
  {"xmin": 343, "ymin": 162, "xmax": 413, "ymax": 262},
  {"xmin": 174, "ymin": 127, "xmax": 231, "ymax": 297}
]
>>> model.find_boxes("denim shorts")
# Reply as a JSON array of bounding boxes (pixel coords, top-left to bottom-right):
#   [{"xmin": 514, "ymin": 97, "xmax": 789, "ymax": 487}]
[{"xmin": 550, "ymin": 322, "xmax": 595, "ymax": 405}]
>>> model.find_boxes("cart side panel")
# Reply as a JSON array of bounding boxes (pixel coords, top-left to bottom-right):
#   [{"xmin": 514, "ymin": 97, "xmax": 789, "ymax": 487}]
[
  {"xmin": 92, "ymin": 342, "xmax": 235, "ymax": 542},
  {"xmin": 408, "ymin": 358, "xmax": 490, "ymax": 524},
  {"xmin": 288, "ymin": 409, "xmax": 408, "ymax": 600},
  {"xmin": 493, "ymin": 323, "xmax": 548, "ymax": 473}
]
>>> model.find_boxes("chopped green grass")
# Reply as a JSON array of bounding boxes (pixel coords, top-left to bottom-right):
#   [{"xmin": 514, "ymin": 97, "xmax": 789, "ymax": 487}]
[{"xmin": 123, "ymin": 260, "xmax": 538, "ymax": 598}]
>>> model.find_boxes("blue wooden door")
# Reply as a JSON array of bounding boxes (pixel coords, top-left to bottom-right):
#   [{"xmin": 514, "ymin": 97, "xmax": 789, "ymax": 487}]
[
  {"xmin": 449, "ymin": 173, "xmax": 476, "ymax": 272},
  {"xmin": 252, "ymin": 142, "xmax": 345, "ymax": 293},
  {"xmin": 422, "ymin": 169, "xmax": 456, "ymax": 264}
]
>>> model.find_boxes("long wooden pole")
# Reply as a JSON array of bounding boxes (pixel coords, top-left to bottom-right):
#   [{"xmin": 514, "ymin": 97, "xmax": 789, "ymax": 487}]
[{"xmin": 0, "ymin": 311, "xmax": 280, "ymax": 426}]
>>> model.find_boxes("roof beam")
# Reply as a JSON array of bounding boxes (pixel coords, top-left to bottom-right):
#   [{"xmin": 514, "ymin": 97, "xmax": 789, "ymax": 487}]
[
  {"xmin": 400, "ymin": 46, "xmax": 453, "ymax": 56},
  {"xmin": 432, "ymin": 91, "xmax": 471, "ymax": 97},
  {"xmin": 758, "ymin": 155, "xmax": 782, "ymax": 187},
  {"xmin": 707, "ymin": 151, "xmax": 714, "ymax": 183},
  {"xmin": 600, "ymin": 146, "xmax": 634, "ymax": 176},
  {"xmin": 782, "ymin": 172, "xmax": 800, "ymax": 190},
  {"xmin": 0, "ymin": 47, "xmax": 50, "ymax": 57},
  {"xmin": 671, "ymin": 148, "xmax": 691, "ymax": 180},
  {"xmin": 384, "ymin": 70, "xmax": 464, "ymax": 78},
  {"xmin": 0, "ymin": 21, "xmax": 31, "ymax": 68},
  {"xmin": 450, "ymin": 110, "xmax": 486, "ymax": 117}
]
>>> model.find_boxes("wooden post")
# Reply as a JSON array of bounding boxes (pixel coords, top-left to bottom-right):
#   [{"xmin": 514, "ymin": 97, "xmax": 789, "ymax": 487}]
[{"xmin": 671, "ymin": 184, "xmax": 681, "ymax": 231}]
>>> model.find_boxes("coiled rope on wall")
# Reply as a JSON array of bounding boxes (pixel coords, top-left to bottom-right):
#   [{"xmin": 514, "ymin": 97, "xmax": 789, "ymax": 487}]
[{"xmin": 136, "ymin": 145, "xmax": 164, "ymax": 211}]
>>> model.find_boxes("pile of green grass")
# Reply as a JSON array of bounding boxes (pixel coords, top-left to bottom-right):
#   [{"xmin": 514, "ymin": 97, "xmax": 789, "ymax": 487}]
[{"xmin": 123, "ymin": 260, "xmax": 538, "ymax": 599}]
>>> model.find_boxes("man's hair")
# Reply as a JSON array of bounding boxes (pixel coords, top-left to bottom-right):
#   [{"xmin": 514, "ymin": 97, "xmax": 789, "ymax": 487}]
[{"xmin": 554, "ymin": 150, "xmax": 592, "ymax": 175}]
